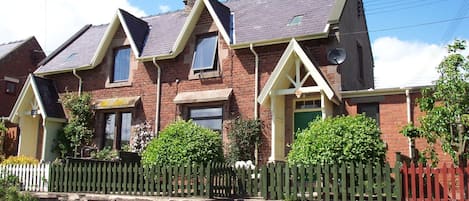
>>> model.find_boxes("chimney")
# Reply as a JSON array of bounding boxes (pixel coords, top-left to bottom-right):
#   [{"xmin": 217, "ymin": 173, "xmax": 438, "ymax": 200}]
[{"xmin": 183, "ymin": 0, "xmax": 196, "ymax": 12}]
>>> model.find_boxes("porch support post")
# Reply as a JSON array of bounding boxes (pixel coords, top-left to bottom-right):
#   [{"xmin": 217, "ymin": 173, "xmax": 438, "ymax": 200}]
[
  {"xmin": 321, "ymin": 91, "xmax": 326, "ymax": 119},
  {"xmin": 269, "ymin": 93, "xmax": 276, "ymax": 162},
  {"xmin": 268, "ymin": 93, "xmax": 285, "ymax": 162}
]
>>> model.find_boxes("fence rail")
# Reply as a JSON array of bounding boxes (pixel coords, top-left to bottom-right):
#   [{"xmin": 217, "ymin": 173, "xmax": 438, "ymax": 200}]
[{"xmin": 0, "ymin": 163, "xmax": 49, "ymax": 192}]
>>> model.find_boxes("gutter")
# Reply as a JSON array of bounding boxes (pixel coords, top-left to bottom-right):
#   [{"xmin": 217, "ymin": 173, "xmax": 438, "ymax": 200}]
[
  {"xmin": 72, "ymin": 69, "xmax": 83, "ymax": 96},
  {"xmin": 152, "ymin": 57, "xmax": 162, "ymax": 134}
]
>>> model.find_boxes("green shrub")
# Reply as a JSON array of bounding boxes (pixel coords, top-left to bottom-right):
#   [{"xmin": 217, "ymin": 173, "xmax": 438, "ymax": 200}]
[
  {"xmin": 2, "ymin": 156, "xmax": 39, "ymax": 165},
  {"xmin": 288, "ymin": 115, "xmax": 386, "ymax": 165},
  {"xmin": 90, "ymin": 147, "xmax": 119, "ymax": 161},
  {"xmin": 227, "ymin": 117, "xmax": 262, "ymax": 164},
  {"xmin": 141, "ymin": 120, "xmax": 224, "ymax": 166},
  {"xmin": 0, "ymin": 175, "xmax": 37, "ymax": 201}
]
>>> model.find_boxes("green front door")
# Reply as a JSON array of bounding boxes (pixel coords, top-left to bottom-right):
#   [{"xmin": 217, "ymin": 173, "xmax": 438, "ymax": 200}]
[{"xmin": 294, "ymin": 111, "xmax": 321, "ymax": 138}]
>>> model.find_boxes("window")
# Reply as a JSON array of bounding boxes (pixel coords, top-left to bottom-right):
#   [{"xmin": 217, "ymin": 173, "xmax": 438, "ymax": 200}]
[
  {"xmin": 103, "ymin": 112, "xmax": 132, "ymax": 149},
  {"xmin": 358, "ymin": 103, "xmax": 379, "ymax": 125},
  {"xmin": 357, "ymin": 42, "xmax": 364, "ymax": 83},
  {"xmin": 189, "ymin": 107, "xmax": 223, "ymax": 131},
  {"xmin": 112, "ymin": 47, "xmax": 131, "ymax": 82},
  {"xmin": 5, "ymin": 81, "xmax": 16, "ymax": 94},
  {"xmin": 192, "ymin": 34, "xmax": 218, "ymax": 71}
]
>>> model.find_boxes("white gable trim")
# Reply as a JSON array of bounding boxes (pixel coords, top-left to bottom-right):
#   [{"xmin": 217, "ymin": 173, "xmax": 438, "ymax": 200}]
[
  {"xmin": 170, "ymin": 0, "xmax": 231, "ymax": 58},
  {"xmin": 258, "ymin": 39, "xmax": 340, "ymax": 106},
  {"xmin": 8, "ymin": 75, "xmax": 65, "ymax": 123},
  {"xmin": 90, "ymin": 10, "xmax": 144, "ymax": 67}
]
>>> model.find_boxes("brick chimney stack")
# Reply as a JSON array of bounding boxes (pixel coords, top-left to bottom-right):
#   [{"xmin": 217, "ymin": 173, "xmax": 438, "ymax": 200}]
[{"xmin": 183, "ymin": 0, "xmax": 196, "ymax": 12}]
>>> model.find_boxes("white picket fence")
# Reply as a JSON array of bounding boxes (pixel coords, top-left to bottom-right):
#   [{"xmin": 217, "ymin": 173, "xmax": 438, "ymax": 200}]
[{"xmin": 0, "ymin": 163, "xmax": 49, "ymax": 192}]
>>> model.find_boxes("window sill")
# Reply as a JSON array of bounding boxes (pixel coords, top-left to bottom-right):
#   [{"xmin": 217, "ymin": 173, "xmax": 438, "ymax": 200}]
[
  {"xmin": 188, "ymin": 70, "xmax": 220, "ymax": 80},
  {"xmin": 105, "ymin": 81, "xmax": 132, "ymax": 88}
]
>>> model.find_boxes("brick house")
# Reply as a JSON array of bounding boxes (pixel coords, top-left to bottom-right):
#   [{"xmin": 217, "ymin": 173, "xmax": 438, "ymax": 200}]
[
  {"xmin": 0, "ymin": 36, "xmax": 45, "ymax": 156},
  {"xmin": 10, "ymin": 0, "xmax": 418, "ymax": 163}
]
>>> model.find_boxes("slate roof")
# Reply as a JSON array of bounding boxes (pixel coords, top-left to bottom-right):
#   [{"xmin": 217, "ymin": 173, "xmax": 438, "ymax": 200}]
[
  {"xmin": 33, "ymin": 76, "xmax": 66, "ymax": 119},
  {"xmin": 36, "ymin": 0, "xmax": 337, "ymax": 74},
  {"xmin": 119, "ymin": 9, "xmax": 149, "ymax": 55},
  {"xmin": 0, "ymin": 39, "xmax": 27, "ymax": 61}
]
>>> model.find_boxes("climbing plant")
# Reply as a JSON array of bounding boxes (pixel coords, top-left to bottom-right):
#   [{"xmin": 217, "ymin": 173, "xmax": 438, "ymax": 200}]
[{"xmin": 54, "ymin": 92, "xmax": 94, "ymax": 158}]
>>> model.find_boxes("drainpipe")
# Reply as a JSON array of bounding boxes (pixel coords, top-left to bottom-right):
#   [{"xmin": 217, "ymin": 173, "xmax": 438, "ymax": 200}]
[
  {"xmin": 405, "ymin": 89, "xmax": 414, "ymax": 160},
  {"xmin": 250, "ymin": 43, "xmax": 259, "ymax": 165},
  {"xmin": 152, "ymin": 57, "xmax": 161, "ymax": 134},
  {"xmin": 72, "ymin": 69, "xmax": 82, "ymax": 96},
  {"xmin": 250, "ymin": 43, "xmax": 259, "ymax": 120}
]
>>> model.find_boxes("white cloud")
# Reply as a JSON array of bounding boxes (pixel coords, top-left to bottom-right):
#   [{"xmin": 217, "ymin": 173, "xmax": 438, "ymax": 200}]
[
  {"xmin": 159, "ymin": 5, "xmax": 171, "ymax": 13},
  {"xmin": 0, "ymin": 0, "xmax": 146, "ymax": 53},
  {"xmin": 373, "ymin": 37, "xmax": 448, "ymax": 89}
]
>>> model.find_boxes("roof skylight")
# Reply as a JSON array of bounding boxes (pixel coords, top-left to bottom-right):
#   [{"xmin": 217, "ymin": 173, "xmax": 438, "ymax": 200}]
[{"xmin": 288, "ymin": 15, "xmax": 304, "ymax": 26}]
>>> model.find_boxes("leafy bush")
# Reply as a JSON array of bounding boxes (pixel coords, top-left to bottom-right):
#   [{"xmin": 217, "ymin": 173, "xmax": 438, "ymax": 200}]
[
  {"xmin": 54, "ymin": 93, "xmax": 94, "ymax": 158},
  {"xmin": 141, "ymin": 120, "xmax": 224, "ymax": 166},
  {"xmin": 2, "ymin": 156, "xmax": 39, "ymax": 165},
  {"xmin": 227, "ymin": 117, "xmax": 262, "ymax": 164},
  {"xmin": 0, "ymin": 121, "xmax": 7, "ymax": 133},
  {"xmin": 90, "ymin": 147, "xmax": 119, "ymax": 161},
  {"xmin": 288, "ymin": 115, "xmax": 386, "ymax": 165},
  {"xmin": 0, "ymin": 175, "xmax": 37, "ymax": 201}
]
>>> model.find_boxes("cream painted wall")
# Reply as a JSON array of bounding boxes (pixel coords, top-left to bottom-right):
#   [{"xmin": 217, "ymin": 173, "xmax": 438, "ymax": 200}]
[
  {"xmin": 18, "ymin": 115, "xmax": 39, "ymax": 158},
  {"xmin": 42, "ymin": 121, "xmax": 62, "ymax": 161}
]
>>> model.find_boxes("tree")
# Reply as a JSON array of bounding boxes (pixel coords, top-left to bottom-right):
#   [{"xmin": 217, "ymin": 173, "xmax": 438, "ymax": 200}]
[
  {"xmin": 226, "ymin": 117, "xmax": 262, "ymax": 164},
  {"xmin": 418, "ymin": 40, "xmax": 469, "ymax": 166},
  {"xmin": 141, "ymin": 120, "xmax": 224, "ymax": 166},
  {"xmin": 287, "ymin": 115, "xmax": 386, "ymax": 165}
]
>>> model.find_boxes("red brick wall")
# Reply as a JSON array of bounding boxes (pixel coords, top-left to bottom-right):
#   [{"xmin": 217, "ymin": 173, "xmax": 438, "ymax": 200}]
[
  {"xmin": 345, "ymin": 92, "xmax": 453, "ymax": 167},
  {"xmin": 0, "ymin": 37, "xmax": 45, "ymax": 117}
]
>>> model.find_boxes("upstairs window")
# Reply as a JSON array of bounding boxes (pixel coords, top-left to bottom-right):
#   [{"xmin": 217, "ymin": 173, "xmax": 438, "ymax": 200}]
[
  {"xmin": 192, "ymin": 34, "xmax": 218, "ymax": 71},
  {"xmin": 5, "ymin": 81, "xmax": 17, "ymax": 94},
  {"xmin": 112, "ymin": 47, "xmax": 131, "ymax": 82},
  {"xmin": 358, "ymin": 103, "xmax": 380, "ymax": 126},
  {"xmin": 189, "ymin": 107, "xmax": 223, "ymax": 131}
]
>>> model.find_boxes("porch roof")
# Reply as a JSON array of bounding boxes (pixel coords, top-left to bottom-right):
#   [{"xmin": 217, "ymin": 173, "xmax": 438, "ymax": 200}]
[{"xmin": 257, "ymin": 39, "xmax": 341, "ymax": 106}]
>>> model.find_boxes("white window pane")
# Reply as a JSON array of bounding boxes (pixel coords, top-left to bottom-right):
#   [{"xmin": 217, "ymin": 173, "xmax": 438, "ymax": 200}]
[
  {"xmin": 113, "ymin": 47, "xmax": 131, "ymax": 82},
  {"xmin": 192, "ymin": 35, "xmax": 218, "ymax": 70},
  {"xmin": 121, "ymin": 112, "xmax": 132, "ymax": 146},
  {"xmin": 190, "ymin": 107, "xmax": 222, "ymax": 118},
  {"xmin": 104, "ymin": 113, "xmax": 116, "ymax": 148},
  {"xmin": 193, "ymin": 119, "xmax": 223, "ymax": 130}
]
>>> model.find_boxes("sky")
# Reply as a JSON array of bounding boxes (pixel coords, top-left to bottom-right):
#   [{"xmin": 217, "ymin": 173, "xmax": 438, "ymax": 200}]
[{"xmin": 0, "ymin": 0, "xmax": 468, "ymax": 89}]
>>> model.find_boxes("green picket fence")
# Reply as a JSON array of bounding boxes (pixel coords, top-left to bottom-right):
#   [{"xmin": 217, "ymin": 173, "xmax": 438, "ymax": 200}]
[
  {"xmin": 48, "ymin": 162, "xmax": 402, "ymax": 200},
  {"xmin": 48, "ymin": 162, "xmax": 231, "ymax": 197}
]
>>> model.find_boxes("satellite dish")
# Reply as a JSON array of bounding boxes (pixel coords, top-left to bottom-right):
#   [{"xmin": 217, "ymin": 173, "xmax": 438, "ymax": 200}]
[{"xmin": 327, "ymin": 48, "xmax": 346, "ymax": 65}]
